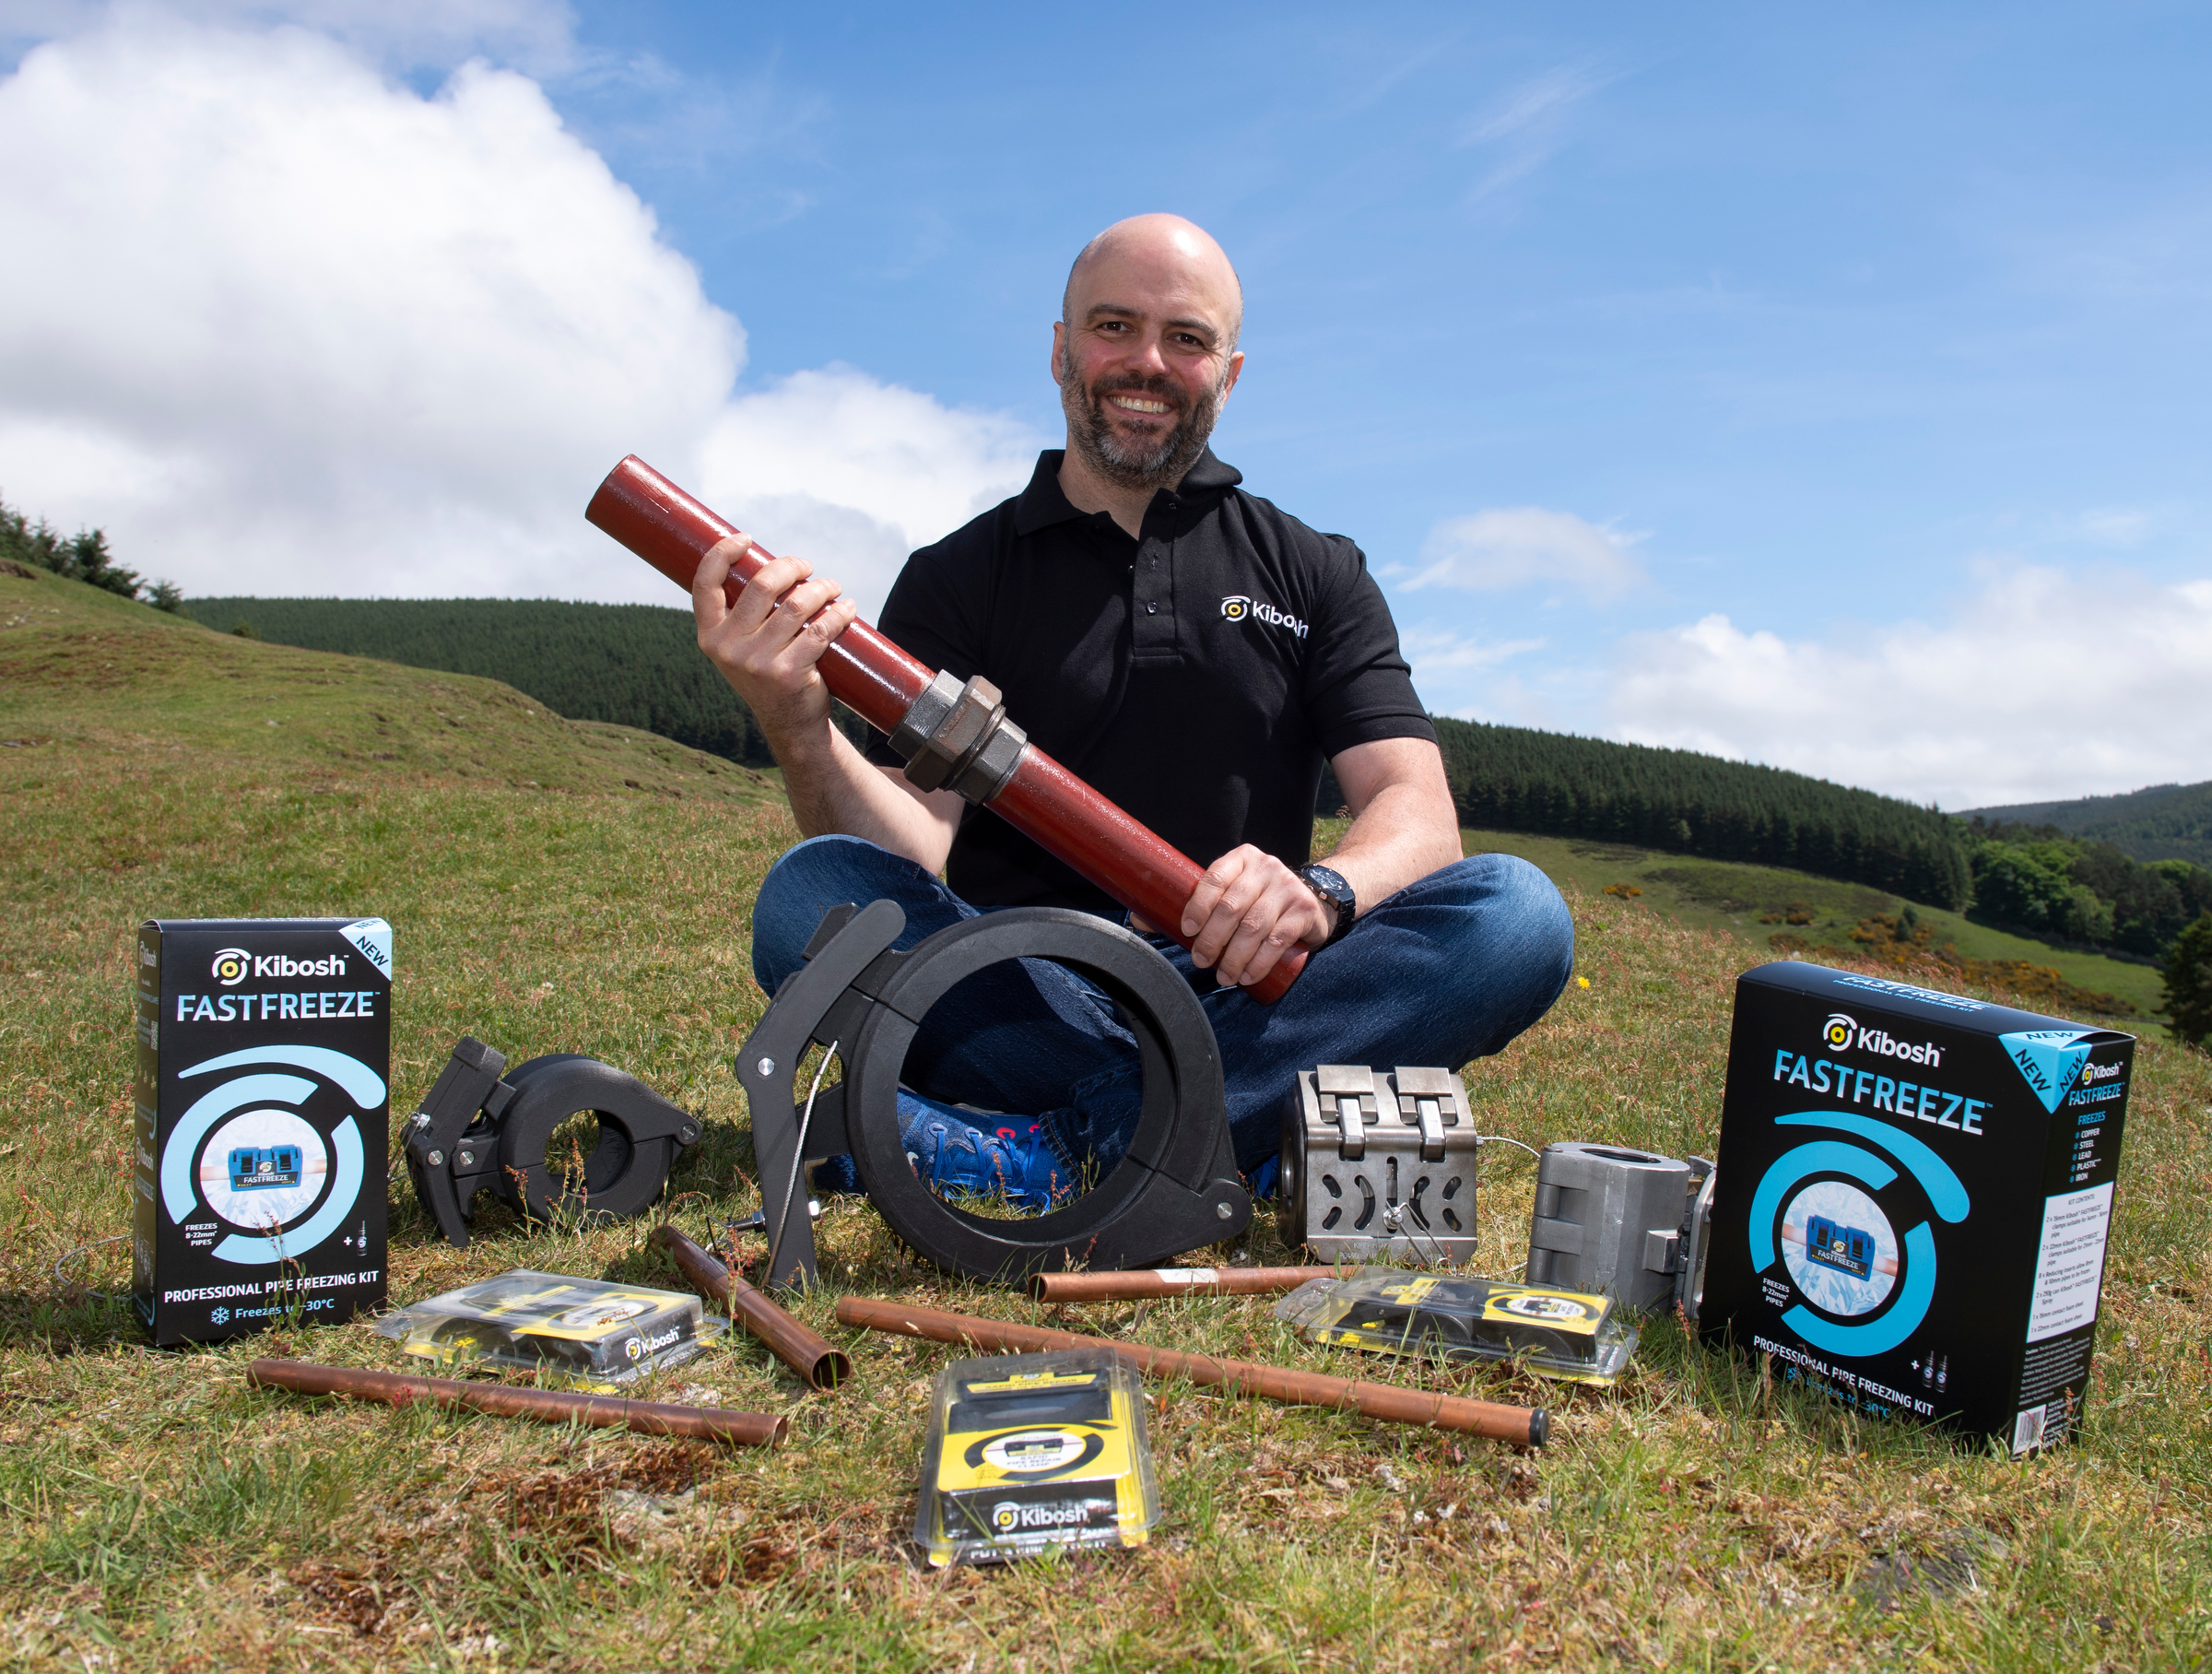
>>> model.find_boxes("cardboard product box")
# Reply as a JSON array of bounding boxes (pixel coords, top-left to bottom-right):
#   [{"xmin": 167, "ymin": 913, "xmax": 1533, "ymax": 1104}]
[
  {"xmin": 1700, "ymin": 961, "xmax": 2133, "ymax": 1455},
  {"xmin": 133, "ymin": 917, "xmax": 392, "ymax": 1346}
]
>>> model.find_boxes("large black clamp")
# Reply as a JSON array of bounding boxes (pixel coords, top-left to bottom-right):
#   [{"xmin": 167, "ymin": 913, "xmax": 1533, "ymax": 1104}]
[
  {"xmin": 741, "ymin": 900, "xmax": 1252, "ymax": 1289},
  {"xmin": 405, "ymin": 1036, "xmax": 700, "ymax": 1247}
]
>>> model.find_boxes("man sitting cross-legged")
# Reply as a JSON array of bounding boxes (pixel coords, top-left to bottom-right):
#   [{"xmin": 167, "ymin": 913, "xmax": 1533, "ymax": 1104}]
[{"xmin": 694, "ymin": 213, "xmax": 1574, "ymax": 1207}]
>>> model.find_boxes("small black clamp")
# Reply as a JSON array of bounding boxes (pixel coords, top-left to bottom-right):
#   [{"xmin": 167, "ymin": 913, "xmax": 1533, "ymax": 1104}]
[
  {"xmin": 888, "ymin": 670, "xmax": 1028, "ymax": 803},
  {"xmin": 404, "ymin": 1036, "xmax": 700, "ymax": 1248}
]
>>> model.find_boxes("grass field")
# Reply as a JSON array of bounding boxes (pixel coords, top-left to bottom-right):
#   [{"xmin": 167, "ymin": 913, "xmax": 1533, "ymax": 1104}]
[
  {"xmin": 3, "ymin": 568, "xmax": 2209, "ymax": 1671},
  {"xmin": 1439, "ymin": 828, "xmax": 2171, "ymax": 1027}
]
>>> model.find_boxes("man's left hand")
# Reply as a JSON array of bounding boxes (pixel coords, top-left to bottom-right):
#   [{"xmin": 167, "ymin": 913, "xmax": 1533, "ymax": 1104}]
[{"xmin": 1178, "ymin": 844, "xmax": 1335, "ymax": 987}]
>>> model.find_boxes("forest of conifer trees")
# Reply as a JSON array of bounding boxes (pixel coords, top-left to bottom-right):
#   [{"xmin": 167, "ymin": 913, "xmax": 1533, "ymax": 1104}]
[{"xmin": 1429, "ymin": 716, "xmax": 1974, "ymax": 908}]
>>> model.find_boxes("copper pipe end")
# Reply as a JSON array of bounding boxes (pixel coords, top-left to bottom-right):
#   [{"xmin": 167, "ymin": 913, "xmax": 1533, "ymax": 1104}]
[{"xmin": 653, "ymin": 1224, "xmax": 853, "ymax": 1392}]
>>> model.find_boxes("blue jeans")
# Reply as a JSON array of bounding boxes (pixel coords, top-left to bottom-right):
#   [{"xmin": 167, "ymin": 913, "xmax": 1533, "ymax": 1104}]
[{"xmin": 750, "ymin": 836, "xmax": 1575, "ymax": 1184}]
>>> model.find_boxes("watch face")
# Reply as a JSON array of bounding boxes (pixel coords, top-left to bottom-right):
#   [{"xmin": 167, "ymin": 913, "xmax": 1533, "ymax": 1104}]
[{"xmin": 1301, "ymin": 866, "xmax": 1353, "ymax": 917}]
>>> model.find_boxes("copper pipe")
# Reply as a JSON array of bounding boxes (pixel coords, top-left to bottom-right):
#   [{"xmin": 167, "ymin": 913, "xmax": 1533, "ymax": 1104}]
[
  {"xmin": 835, "ymin": 1297, "xmax": 1547, "ymax": 1447},
  {"xmin": 585, "ymin": 455, "xmax": 1304, "ymax": 1004},
  {"xmin": 653, "ymin": 1224, "xmax": 852, "ymax": 1391},
  {"xmin": 1029, "ymin": 1267, "xmax": 1335, "ymax": 1303},
  {"xmin": 245, "ymin": 1359, "xmax": 785, "ymax": 1447}
]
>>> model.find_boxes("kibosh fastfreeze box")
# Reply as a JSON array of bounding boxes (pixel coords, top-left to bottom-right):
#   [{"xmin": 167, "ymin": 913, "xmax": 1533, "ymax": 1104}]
[
  {"xmin": 1701, "ymin": 961, "xmax": 2132, "ymax": 1454},
  {"xmin": 133, "ymin": 918, "xmax": 391, "ymax": 1346}
]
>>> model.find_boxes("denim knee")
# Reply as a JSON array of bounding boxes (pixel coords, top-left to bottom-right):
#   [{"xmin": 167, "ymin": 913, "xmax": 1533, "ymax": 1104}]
[
  {"xmin": 750, "ymin": 834, "xmax": 941, "ymax": 992},
  {"xmin": 1469, "ymin": 851, "xmax": 1576, "ymax": 1039}
]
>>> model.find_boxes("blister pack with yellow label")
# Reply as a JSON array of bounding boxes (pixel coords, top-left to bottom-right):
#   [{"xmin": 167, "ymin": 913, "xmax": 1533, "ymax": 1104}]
[
  {"xmin": 914, "ymin": 1349, "xmax": 1159, "ymax": 1567},
  {"xmin": 1274, "ymin": 1268, "xmax": 1638, "ymax": 1385},
  {"xmin": 373, "ymin": 1269, "xmax": 725, "ymax": 1390}
]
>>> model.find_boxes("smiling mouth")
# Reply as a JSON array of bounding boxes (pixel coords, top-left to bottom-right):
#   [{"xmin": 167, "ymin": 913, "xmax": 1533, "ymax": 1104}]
[{"xmin": 1107, "ymin": 395, "xmax": 1173, "ymax": 416}]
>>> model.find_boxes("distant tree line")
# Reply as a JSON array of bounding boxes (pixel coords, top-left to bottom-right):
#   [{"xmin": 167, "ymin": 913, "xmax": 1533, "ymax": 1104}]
[
  {"xmin": 183, "ymin": 595, "xmax": 866, "ymax": 768},
  {"xmin": 1965, "ymin": 782, "xmax": 2212, "ymax": 867},
  {"xmin": 1424, "ymin": 717, "xmax": 1975, "ymax": 909},
  {"xmin": 1, "ymin": 492, "xmax": 182, "ymax": 610},
  {"xmin": 1962, "ymin": 818, "xmax": 2212, "ymax": 963},
  {"xmin": 176, "ymin": 595, "xmax": 2212, "ymax": 987}
]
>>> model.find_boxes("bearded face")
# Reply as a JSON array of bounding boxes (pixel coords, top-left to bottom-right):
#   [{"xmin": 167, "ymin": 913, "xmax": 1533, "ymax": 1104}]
[{"xmin": 1057, "ymin": 349, "xmax": 1230, "ymax": 494}]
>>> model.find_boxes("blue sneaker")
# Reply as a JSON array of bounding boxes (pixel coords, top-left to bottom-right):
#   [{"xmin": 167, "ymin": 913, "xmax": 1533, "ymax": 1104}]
[{"xmin": 899, "ymin": 1091, "xmax": 1066, "ymax": 1212}]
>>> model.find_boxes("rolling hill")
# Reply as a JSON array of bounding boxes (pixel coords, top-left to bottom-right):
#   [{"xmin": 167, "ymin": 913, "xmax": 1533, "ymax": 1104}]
[
  {"xmin": 199, "ymin": 595, "xmax": 1981, "ymax": 912},
  {"xmin": 10, "ymin": 572, "xmax": 779, "ymax": 805},
  {"xmin": 1963, "ymin": 780, "xmax": 2212, "ymax": 866},
  {"xmin": 5, "ymin": 556, "xmax": 2207, "ymax": 1670}
]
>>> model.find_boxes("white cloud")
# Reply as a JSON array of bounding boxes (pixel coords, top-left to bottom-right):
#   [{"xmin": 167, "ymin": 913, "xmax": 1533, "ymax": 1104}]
[
  {"xmin": 700, "ymin": 367, "xmax": 1041, "ymax": 615},
  {"xmin": 1609, "ymin": 565, "xmax": 2212, "ymax": 808},
  {"xmin": 1400, "ymin": 627, "xmax": 1546, "ymax": 675},
  {"xmin": 1394, "ymin": 630, "xmax": 1555, "ymax": 730},
  {"xmin": 1456, "ymin": 63, "xmax": 1612, "ymax": 205},
  {"xmin": 1402, "ymin": 506, "xmax": 1646, "ymax": 600},
  {"xmin": 0, "ymin": 12, "xmax": 1041, "ymax": 613},
  {"xmin": 2073, "ymin": 506, "xmax": 2153, "ymax": 547}
]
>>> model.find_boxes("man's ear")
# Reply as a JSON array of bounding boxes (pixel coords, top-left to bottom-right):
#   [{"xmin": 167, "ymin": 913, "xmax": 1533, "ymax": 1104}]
[
  {"xmin": 1050, "ymin": 320, "xmax": 1068, "ymax": 383},
  {"xmin": 1219, "ymin": 348, "xmax": 1245, "ymax": 402}
]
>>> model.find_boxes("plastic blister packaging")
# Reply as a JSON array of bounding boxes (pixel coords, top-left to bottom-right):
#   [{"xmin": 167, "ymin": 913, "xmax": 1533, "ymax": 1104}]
[
  {"xmin": 374, "ymin": 1269, "xmax": 725, "ymax": 1390},
  {"xmin": 915, "ymin": 1349, "xmax": 1159, "ymax": 1567},
  {"xmin": 1275, "ymin": 1268, "xmax": 1639, "ymax": 1386}
]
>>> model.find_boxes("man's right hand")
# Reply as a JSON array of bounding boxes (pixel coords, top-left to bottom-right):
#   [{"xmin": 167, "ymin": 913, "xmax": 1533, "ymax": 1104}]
[{"xmin": 691, "ymin": 537, "xmax": 861, "ymax": 752}]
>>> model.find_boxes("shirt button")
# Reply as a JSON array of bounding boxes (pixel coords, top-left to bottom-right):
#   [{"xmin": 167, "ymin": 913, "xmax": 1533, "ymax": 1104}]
[{"xmin": 1147, "ymin": 601, "xmax": 1158, "ymax": 614}]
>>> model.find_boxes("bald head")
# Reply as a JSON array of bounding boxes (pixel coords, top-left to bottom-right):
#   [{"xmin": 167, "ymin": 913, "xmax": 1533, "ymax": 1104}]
[{"xmin": 1062, "ymin": 214, "xmax": 1244, "ymax": 350}]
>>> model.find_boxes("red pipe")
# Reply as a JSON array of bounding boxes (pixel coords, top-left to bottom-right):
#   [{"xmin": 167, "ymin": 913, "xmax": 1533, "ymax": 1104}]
[{"xmin": 586, "ymin": 455, "xmax": 1305, "ymax": 1003}]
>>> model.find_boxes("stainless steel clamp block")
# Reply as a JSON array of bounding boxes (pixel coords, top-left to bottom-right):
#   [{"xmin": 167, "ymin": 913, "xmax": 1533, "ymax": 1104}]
[{"xmin": 1277, "ymin": 1065, "xmax": 1479, "ymax": 1266}]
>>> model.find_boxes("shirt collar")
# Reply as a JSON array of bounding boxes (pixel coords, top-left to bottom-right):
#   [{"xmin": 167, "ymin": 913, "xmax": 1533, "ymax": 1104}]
[{"xmin": 1013, "ymin": 447, "xmax": 1243, "ymax": 536}]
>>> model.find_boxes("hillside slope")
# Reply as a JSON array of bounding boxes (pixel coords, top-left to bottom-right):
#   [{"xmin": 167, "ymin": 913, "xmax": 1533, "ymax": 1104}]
[
  {"xmin": 6, "ymin": 571, "xmax": 777, "ymax": 805},
  {"xmin": 1964, "ymin": 780, "xmax": 2212, "ymax": 866},
  {"xmin": 183, "ymin": 594, "xmax": 793, "ymax": 768},
  {"xmin": 183, "ymin": 594, "xmax": 1984, "ymax": 914}
]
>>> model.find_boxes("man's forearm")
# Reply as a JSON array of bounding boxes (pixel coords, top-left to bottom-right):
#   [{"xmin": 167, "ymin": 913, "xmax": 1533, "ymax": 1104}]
[
  {"xmin": 1320, "ymin": 747, "xmax": 1464, "ymax": 923},
  {"xmin": 774, "ymin": 722, "xmax": 957, "ymax": 868}
]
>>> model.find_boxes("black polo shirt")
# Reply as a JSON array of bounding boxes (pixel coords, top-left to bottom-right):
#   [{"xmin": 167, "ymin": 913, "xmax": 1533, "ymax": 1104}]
[{"xmin": 865, "ymin": 448, "xmax": 1435, "ymax": 915}]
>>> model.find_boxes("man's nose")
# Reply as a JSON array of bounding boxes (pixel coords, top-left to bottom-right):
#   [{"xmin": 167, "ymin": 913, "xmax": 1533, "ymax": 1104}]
[{"xmin": 1120, "ymin": 328, "xmax": 1171, "ymax": 377}]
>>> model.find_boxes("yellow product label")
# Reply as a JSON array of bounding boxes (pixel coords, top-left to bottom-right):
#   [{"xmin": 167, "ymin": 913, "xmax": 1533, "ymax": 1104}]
[
  {"xmin": 1479, "ymin": 1284, "xmax": 1606, "ymax": 1337},
  {"xmin": 1372, "ymin": 1277, "xmax": 1445, "ymax": 1304},
  {"xmin": 959, "ymin": 1369, "xmax": 1111, "ymax": 1397},
  {"xmin": 930, "ymin": 1372, "xmax": 1148, "ymax": 1558}
]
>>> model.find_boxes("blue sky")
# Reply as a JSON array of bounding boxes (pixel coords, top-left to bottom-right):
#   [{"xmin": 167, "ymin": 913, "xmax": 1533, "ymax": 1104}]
[{"xmin": 2, "ymin": 2, "xmax": 2206, "ymax": 806}]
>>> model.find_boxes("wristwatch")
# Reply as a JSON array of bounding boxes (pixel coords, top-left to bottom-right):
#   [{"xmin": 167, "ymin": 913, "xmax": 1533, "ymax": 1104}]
[{"xmin": 1298, "ymin": 864, "xmax": 1356, "ymax": 947}]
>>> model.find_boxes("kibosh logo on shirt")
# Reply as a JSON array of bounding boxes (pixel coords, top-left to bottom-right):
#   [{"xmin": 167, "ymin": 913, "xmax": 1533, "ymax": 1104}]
[{"xmin": 1219, "ymin": 595, "xmax": 1308, "ymax": 638}]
